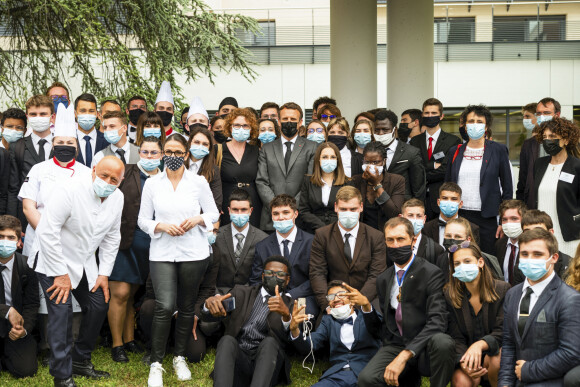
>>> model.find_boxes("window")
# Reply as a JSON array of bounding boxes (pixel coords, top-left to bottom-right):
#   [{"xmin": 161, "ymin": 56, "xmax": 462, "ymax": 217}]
[
  {"xmin": 434, "ymin": 17, "xmax": 475, "ymax": 43},
  {"xmin": 493, "ymin": 16, "xmax": 566, "ymax": 43},
  {"xmin": 236, "ymin": 20, "xmax": 275, "ymax": 47}
]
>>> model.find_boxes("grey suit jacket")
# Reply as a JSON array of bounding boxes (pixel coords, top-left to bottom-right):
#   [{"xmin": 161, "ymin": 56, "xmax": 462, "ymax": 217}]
[
  {"xmin": 101, "ymin": 142, "xmax": 140, "ymax": 164},
  {"xmin": 256, "ymin": 136, "xmax": 317, "ymax": 230}
]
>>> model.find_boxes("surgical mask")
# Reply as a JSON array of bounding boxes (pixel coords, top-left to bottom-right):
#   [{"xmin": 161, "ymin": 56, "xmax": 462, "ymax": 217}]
[
  {"xmin": 28, "ymin": 116, "xmax": 51, "ymax": 132},
  {"xmin": 104, "ymin": 130, "xmax": 122, "ymax": 144},
  {"xmin": 232, "ymin": 128, "xmax": 250, "ymax": 142},
  {"xmin": 77, "ymin": 114, "xmax": 97, "ymax": 131},
  {"xmin": 409, "ymin": 218, "xmax": 424, "ymax": 235},
  {"xmin": 230, "ymin": 213, "xmax": 250, "ymax": 228},
  {"xmin": 422, "ymin": 116, "xmax": 441, "ymax": 128},
  {"xmin": 307, "ymin": 133, "xmax": 325, "ymax": 144},
  {"xmin": 262, "ymin": 274, "xmax": 287, "ymax": 296},
  {"xmin": 453, "ymin": 264, "xmax": 479, "ymax": 283},
  {"xmin": 143, "ymin": 127, "xmax": 162, "ymax": 138},
  {"xmin": 362, "ymin": 164, "xmax": 384, "ymax": 175},
  {"xmin": 375, "ymin": 133, "xmax": 394, "ymax": 147},
  {"xmin": 354, "ymin": 133, "xmax": 372, "ymax": 148},
  {"xmin": 281, "ymin": 122, "xmax": 298, "ymax": 138},
  {"xmin": 330, "ymin": 304, "xmax": 352, "ymax": 320},
  {"xmin": 327, "ymin": 135, "xmax": 348, "ymax": 150},
  {"xmin": 258, "ymin": 131, "xmax": 276, "ymax": 144},
  {"xmin": 536, "ymin": 115, "xmax": 553, "ymax": 125},
  {"xmin": 207, "ymin": 232, "xmax": 217, "ymax": 245},
  {"xmin": 0, "ymin": 240, "xmax": 17, "ymax": 258},
  {"xmin": 93, "ymin": 176, "xmax": 117, "ymax": 198},
  {"xmin": 542, "ymin": 139, "xmax": 563, "ymax": 156},
  {"xmin": 466, "ymin": 123, "xmax": 486, "ymax": 140},
  {"xmin": 1, "ymin": 128, "xmax": 24, "ymax": 143},
  {"xmin": 190, "ymin": 144, "xmax": 209, "ymax": 160},
  {"xmin": 320, "ymin": 159, "xmax": 337, "ymax": 173},
  {"xmin": 439, "ymin": 200, "xmax": 459, "ymax": 218},
  {"xmin": 128, "ymin": 108, "xmax": 145, "ymax": 125},
  {"xmin": 523, "ymin": 119, "xmax": 535, "ymax": 132},
  {"xmin": 338, "ymin": 211, "xmax": 359, "ymax": 229},
  {"xmin": 139, "ymin": 157, "xmax": 160, "ymax": 171},
  {"xmin": 273, "ymin": 219, "xmax": 294, "ymax": 234},
  {"xmin": 397, "ymin": 124, "xmax": 412, "ymax": 142},
  {"xmin": 163, "ymin": 155, "xmax": 185, "ymax": 171},
  {"xmin": 519, "ymin": 256, "xmax": 552, "ymax": 281},
  {"xmin": 53, "ymin": 145, "xmax": 76, "ymax": 163},
  {"xmin": 156, "ymin": 110, "xmax": 173, "ymax": 127},
  {"xmin": 502, "ymin": 222, "xmax": 523, "ymax": 239},
  {"xmin": 387, "ymin": 245, "xmax": 413, "ymax": 266}
]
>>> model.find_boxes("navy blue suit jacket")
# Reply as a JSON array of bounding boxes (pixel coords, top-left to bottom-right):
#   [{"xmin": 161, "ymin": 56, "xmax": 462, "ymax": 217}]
[
  {"xmin": 498, "ymin": 274, "xmax": 580, "ymax": 386},
  {"xmin": 445, "ymin": 140, "xmax": 513, "ymax": 218},
  {"xmin": 291, "ymin": 309, "xmax": 380, "ymax": 379},
  {"xmin": 76, "ymin": 129, "xmax": 108, "ymax": 166},
  {"xmin": 249, "ymin": 227, "xmax": 314, "ymax": 300}
]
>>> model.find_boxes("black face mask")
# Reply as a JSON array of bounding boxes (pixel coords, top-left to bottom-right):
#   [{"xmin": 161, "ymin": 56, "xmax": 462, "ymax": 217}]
[
  {"xmin": 542, "ymin": 139, "xmax": 563, "ymax": 156},
  {"xmin": 128, "ymin": 108, "xmax": 145, "ymax": 125},
  {"xmin": 443, "ymin": 238, "xmax": 464, "ymax": 252},
  {"xmin": 156, "ymin": 110, "xmax": 173, "ymax": 127},
  {"xmin": 281, "ymin": 122, "xmax": 298, "ymax": 138},
  {"xmin": 213, "ymin": 131, "xmax": 228, "ymax": 144},
  {"xmin": 397, "ymin": 123, "xmax": 412, "ymax": 142},
  {"xmin": 262, "ymin": 275, "xmax": 286, "ymax": 296},
  {"xmin": 422, "ymin": 116, "xmax": 441, "ymax": 128},
  {"xmin": 327, "ymin": 135, "xmax": 348, "ymax": 150},
  {"xmin": 387, "ymin": 245, "xmax": 413, "ymax": 266},
  {"xmin": 458, "ymin": 126, "xmax": 469, "ymax": 142},
  {"xmin": 53, "ymin": 145, "xmax": 77, "ymax": 163}
]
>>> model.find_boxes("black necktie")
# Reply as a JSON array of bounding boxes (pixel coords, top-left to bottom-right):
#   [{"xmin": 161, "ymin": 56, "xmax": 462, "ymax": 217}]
[
  {"xmin": 337, "ymin": 316, "xmax": 354, "ymax": 326},
  {"xmin": 344, "ymin": 233, "xmax": 352, "ymax": 263},
  {"xmin": 282, "ymin": 239, "xmax": 290, "ymax": 259},
  {"xmin": 116, "ymin": 149, "xmax": 127, "ymax": 164},
  {"xmin": 508, "ymin": 244, "xmax": 517, "ymax": 284},
  {"xmin": 284, "ymin": 141, "xmax": 292, "ymax": 171},
  {"xmin": 0, "ymin": 266, "xmax": 7, "ymax": 337},
  {"xmin": 84, "ymin": 135, "xmax": 93, "ymax": 166},
  {"xmin": 518, "ymin": 287, "xmax": 534, "ymax": 337},
  {"xmin": 38, "ymin": 138, "xmax": 47, "ymax": 161},
  {"xmin": 438, "ymin": 219, "xmax": 447, "ymax": 228}
]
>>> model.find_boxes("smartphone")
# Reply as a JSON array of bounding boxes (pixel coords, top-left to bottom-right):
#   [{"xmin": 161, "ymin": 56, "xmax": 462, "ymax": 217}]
[
  {"xmin": 297, "ymin": 298, "xmax": 306, "ymax": 315},
  {"xmin": 222, "ymin": 297, "xmax": 236, "ymax": 313}
]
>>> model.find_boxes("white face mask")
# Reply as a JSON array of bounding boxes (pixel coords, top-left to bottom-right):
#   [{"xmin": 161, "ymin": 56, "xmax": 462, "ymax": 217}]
[
  {"xmin": 362, "ymin": 164, "xmax": 384, "ymax": 175},
  {"xmin": 330, "ymin": 303, "xmax": 352, "ymax": 320},
  {"xmin": 28, "ymin": 116, "xmax": 51, "ymax": 132},
  {"xmin": 502, "ymin": 222, "xmax": 523, "ymax": 239},
  {"xmin": 375, "ymin": 132, "xmax": 394, "ymax": 147}
]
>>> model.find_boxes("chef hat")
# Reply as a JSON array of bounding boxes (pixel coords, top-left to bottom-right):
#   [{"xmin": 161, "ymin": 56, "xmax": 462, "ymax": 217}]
[
  {"xmin": 186, "ymin": 96, "xmax": 209, "ymax": 122},
  {"xmin": 155, "ymin": 81, "xmax": 174, "ymax": 106},
  {"xmin": 54, "ymin": 103, "xmax": 77, "ymax": 137}
]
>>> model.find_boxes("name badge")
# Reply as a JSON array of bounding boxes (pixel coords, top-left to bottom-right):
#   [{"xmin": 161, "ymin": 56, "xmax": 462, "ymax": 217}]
[
  {"xmin": 559, "ymin": 172, "xmax": 574, "ymax": 184},
  {"xmin": 433, "ymin": 152, "xmax": 445, "ymax": 160}
]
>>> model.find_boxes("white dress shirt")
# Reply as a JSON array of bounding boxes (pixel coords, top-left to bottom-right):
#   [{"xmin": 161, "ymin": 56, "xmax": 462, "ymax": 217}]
[
  {"xmin": 30, "ymin": 132, "xmax": 53, "ymax": 161},
  {"xmin": 276, "ymin": 225, "xmax": 298, "ymax": 256},
  {"xmin": 77, "ymin": 128, "xmax": 97, "ymax": 162},
  {"xmin": 231, "ymin": 222, "xmax": 250, "ymax": 251},
  {"xmin": 127, "ymin": 124, "xmax": 137, "ymax": 143},
  {"xmin": 438, "ymin": 215, "xmax": 447, "ymax": 245},
  {"xmin": 188, "ymin": 159, "xmax": 203, "ymax": 175},
  {"xmin": 503, "ymin": 240, "xmax": 519, "ymax": 283},
  {"xmin": 519, "ymin": 271, "xmax": 555, "ymax": 316},
  {"xmin": 340, "ymin": 146, "xmax": 352, "ymax": 177},
  {"xmin": 390, "ymin": 258, "xmax": 414, "ymax": 310},
  {"xmin": 35, "ymin": 175, "xmax": 124, "ymax": 290},
  {"xmin": 281, "ymin": 135, "xmax": 298, "ymax": 157},
  {"xmin": 385, "ymin": 139, "xmax": 399, "ymax": 170},
  {"xmin": 413, "ymin": 233, "xmax": 422, "ymax": 257},
  {"xmin": 339, "ymin": 310, "xmax": 357, "ymax": 350},
  {"xmin": 426, "ymin": 128, "xmax": 441, "ymax": 150},
  {"xmin": 92, "ymin": 140, "xmax": 131, "ymax": 167},
  {"xmin": 338, "ymin": 221, "xmax": 359, "ymax": 259},
  {"xmin": 138, "ymin": 170, "xmax": 219, "ymax": 262},
  {"xmin": 321, "ymin": 179, "xmax": 332, "ymax": 206}
]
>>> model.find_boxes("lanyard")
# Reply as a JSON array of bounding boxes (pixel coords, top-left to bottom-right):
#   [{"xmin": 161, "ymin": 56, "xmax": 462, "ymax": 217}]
[{"xmin": 396, "ymin": 254, "xmax": 416, "ymax": 288}]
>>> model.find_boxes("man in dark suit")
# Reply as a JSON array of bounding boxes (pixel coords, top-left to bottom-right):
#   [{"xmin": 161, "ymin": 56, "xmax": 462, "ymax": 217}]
[
  {"xmin": 202, "ymin": 256, "xmax": 294, "ymax": 387},
  {"xmin": 74, "ymin": 93, "xmax": 108, "ymax": 166},
  {"xmin": 494, "ymin": 200, "xmax": 528, "ymax": 285},
  {"xmin": 516, "ymin": 103, "xmax": 540, "ymax": 208},
  {"xmin": 256, "ymin": 102, "xmax": 317, "ymax": 231},
  {"xmin": 410, "ymin": 98, "xmax": 461, "ymax": 220},
  {"xmin": 0, "ymin": 215, "xmax": 39, "ymax": 378},
  {"xmin": 310, "ymin": 186, "xmax": 386, "ymax": 312},
  {"xmin": 249, "ymin": 194, "xmax": 316, "ymax": 316},
  {"xmin": 289, "ymin": 280, "xmax": 381, "ymax": 387},
  {"xmin": 358, "ymin": 217, "xmax": 455, "ymax": 387},
  {"xmin": 498, "ymin": 228, "xmax": 580, "ymax": 387}
]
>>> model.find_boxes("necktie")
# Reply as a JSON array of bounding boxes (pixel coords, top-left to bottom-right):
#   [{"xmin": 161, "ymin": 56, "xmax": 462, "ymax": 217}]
[
  {"xmin": 344, "ymin": 233, "xmax": 352, "ymax": 263},
  {"xmin": 427, "ymin": 137, "xmax": 433, "ymax": 160},
  {"xmin": 84, "ymin": 135, "xmax": 93, "ymax": 166},
  {"xmin": 38, "ymin": 138, "xmax": 47, "ymax": 161},
  {"xmin": 438, "ymin": 219, "xmax": 447, "ymax": 228},
  {"xmin": 282, "ymin": 239, "xmax": 290, "ymax": 259},
  {"xmin": 395, "ymin": 269, "xmax": 404, "ymax": 336},
  {"xmin": 337, "ymin": 316, "xmax": 354, "ymax": 326},
  {"xmin": 0, "ymin": 266, "xmax": 7, "ymax": 337},
  {"xmin": 284, "ymin": 141, "xmax": 292, "ymax": 171},
  {"xmin": 508, "ymin": 244, "xmax": 517, "ymax": 284},
  {"xmin": 116, "ymin": 149, "xmax": 127, "ymax": 164},
  {"xmin": 234, "ymin": 233, "xmax": 244, "ymax": 265},
  {"xmin": 518, "ymin": 287, "xmax": 534, "ymax": 337}
]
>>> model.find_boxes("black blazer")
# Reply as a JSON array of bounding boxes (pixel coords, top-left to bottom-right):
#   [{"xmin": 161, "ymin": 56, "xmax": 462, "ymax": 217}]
[
  {"xmin": 297, "ymin": 175, "xmax": 343, "ymax": 234},
  {"xmin": 415, "ymin": 234, "xmax": 445, "ymax": 266},
  {"xmin": 350, "ymin": 150, "xmax": 364, "ymax": 176},
  {"xmin": 76, "ymin": 130, "xmax": 108, "ymax": 166},
  {"xmin": 516, "ymin": 137, "xmax": 540, "ymax": 208},
  {"xmin": 422, "ymin": 217, "xmax": 480, "ymax": 246},
  {"xmin": 0, "ymin": 147, "xmax": 9, "ymax": 215},
  {"xmin": 445, "ymin": 279, "xmax": 510, "ymax": 363},
  {"xmin": 445, "ymin": 140, "xmax": 513, "ymax": 218},
  {"xmin": 364, "ymin": 256, "xmax": 448, "ymax": 356},
  {"xmin": 410, "ymin": 130, "xmax": 461, "ymax": 214},
  {"xmin": 533, "ymin": 155, "xmax": 580, "ymax": 241},
  {"xmin": 0, "ymin": 253, "xmax": 40, "ymax": 335},
  {"xmin": 387, "ymin": 141, "xmax": 426, "ymax": 200},
  {"xmin": 118, "ymin": 164, "xmax": 143, "ymax": 250}
]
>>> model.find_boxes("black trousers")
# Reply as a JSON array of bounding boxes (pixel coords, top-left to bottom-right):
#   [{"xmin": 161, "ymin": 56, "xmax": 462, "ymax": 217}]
[
  {"xmin": 38, "ymin": 272, "xmax": 108, "ymax": 379},
  {"xmin": 213, "ymin": 335, "xmax": 285, "ymax": 387},
  {"xmin": 0, "ymin": 334, "xmax": 37, "ymax": 378},
  {"xmin": 358, "ymin": 333, "xmax": 455, "ymax": 387},
  {"xmin": 459, "ymin": 209, "xmax": 498, "ymax": 255}
]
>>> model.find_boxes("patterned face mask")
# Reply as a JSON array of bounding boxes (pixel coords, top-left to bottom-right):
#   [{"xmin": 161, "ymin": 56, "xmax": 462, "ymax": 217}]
[{"xmin": 163, "ymin": 155, "xmax": 184, "ymax": 171}]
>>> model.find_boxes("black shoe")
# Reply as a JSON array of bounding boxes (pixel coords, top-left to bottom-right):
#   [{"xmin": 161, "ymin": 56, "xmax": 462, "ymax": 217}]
[
  {"xmin": 111, "ymin": 346, "xmax": 129, "ymax": 363},
  {"xmin": 124, "ymin": 340, "xmax": 144, "ymax": 353},
  {"xmin": 41, "ymin": 348, "xmax": 50, "ymax": 367},
  {"xmin": 141, "ymin": 352, "xmax": 151, "ymax": 367},
  {"xmin": 72, "ymin": 359, "xmax": 110, "ymax": 379},
  {"xmin": 54, "ymin": 377, "xmax": 77, "ymax": 387}
]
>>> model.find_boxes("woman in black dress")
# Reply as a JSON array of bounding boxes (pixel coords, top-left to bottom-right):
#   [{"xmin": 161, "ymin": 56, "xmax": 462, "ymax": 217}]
[{"xmin": 220, "ymin": 108, "xmax": 262, "ymax": 227}]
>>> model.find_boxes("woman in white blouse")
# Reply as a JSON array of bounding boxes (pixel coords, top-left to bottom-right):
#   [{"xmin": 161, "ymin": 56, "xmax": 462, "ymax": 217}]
[{"xmin": 138, "ymin": 134, "xmax": 219, "ymax": 386}]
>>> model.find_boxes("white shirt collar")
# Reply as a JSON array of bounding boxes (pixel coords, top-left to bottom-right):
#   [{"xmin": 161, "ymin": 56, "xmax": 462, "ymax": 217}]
[
  {"xmin": 231, "ymin": 222, "xmax": 250, "ymax": 239},
  {"xmin": 77, "ymin": 128, "xmax": 96, "ymax": 140},
  {"xmin": 414, "ymin": 233, "xmax": 422, "ymax": 254},
  {"xmin": 0, "ymin": 257, "xmax": 15, "ymax": 271},
  {"xmin": 276, "ymin": 224, "xmax": 298, "ymax": 245},
  {"xmin": 427, "ymin": 128, "xmax": 441, "ymax": 143},
  {"xmin": 31, "ymin": 131, "xmax": 52, "ymax": 145},
  {"xmin": 523, "ymin": 270, "xmax": 555, "ymax": 296},
  {"xmin": 338, "ymin": 221, "xmax": 360, "ymax": 239},
  {"xmin": 260, "ymin": 286, "xmax": 271, "ymax": 301},
  {"xmin": 111, "ymin": 139, "xmax": 130, "ymax": 153}
]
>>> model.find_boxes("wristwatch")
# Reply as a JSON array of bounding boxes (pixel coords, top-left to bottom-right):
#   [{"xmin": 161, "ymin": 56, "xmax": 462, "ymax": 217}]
[{"xmin": 373, "ymin": 184, "xmax": 383, "ymax": 191}]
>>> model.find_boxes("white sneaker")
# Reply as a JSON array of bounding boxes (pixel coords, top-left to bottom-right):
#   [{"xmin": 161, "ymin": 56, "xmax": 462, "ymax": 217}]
[
  {"xmin": 148, "ymin": 362, "xmax": 165, "ymax": 387},
  {"xmin": 173, "ymin": 356, "xmax": 191, "ymax": 381}
]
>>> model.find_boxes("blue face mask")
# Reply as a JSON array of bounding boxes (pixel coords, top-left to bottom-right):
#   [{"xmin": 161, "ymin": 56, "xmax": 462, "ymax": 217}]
[
  {"xmin": 104, "ymin": 130, "xmax": 122, "ymax": 144},
  {"xmin": 1, "ymin": 128, "xmax": 24, "ymax": 143},
  {"xmin": 320, "ymin": 159, "xmax": 337, "ymax": 173},
  {"xmin": 143, "ymin": 128, "xmax": 162, "ymax": 138},
  {"xmin": 439, "ymin": 200, "xmax": 459, "ymax": 218},
  {"xmin": 338, "ymin": 211, "xmax": 359, "ymax": 229},
  {"xmin": 452, "ymin": 263, "xmax": 480, "ymax": 283},
  {"xmin": 230, "ymin": 213, "xmax": 250, "ymax": 228},
  {"xmin": 273, "ymin": 219, "xmax": 294, "ymax": 234},
  {"xmin": 258, "ymin": 131, "xmax": 276, "ymax": 144},
  {"xmin": 523, "ymin": 119, "xmax": 535, "ymax": 131},
  {"xmin": 307, "ymin": 133, "xmax": 325, "ymax": 144},
  {"xmin": 354, "ymin": 133, "xmax": 372, "ymax": 148},
  {"xmin": 519, "ymin": 257, "xmax": 552, "ymax": 281},
  {"xmin": 409, "ymin": 218, "xmax": 424, "ymax": 235},
  {"xmin": 0, "ymin": 240, "xmax": 17, "ymax": 258},
  {"xmin": 93, "ymin": 176, "xmax": 117, "ymax": 198},
  {"xmin": 466, "ymin": 123, "xmax": 486, "ymax": 140},
  {"xmin": 536, "ymin": 115, "xmax": 553, "ymax": 125},
  {"xmin": 139, "ymin": 157, "xmax": 160, "ymax": 172},
  {"xmin": 77, "ymin": 114, "xmax": 97, "ymax": 131},
  {"xmin": 190, "ymin": 144, "xmax": 210, "ymax": 160},
  {"xmin": 53, "ymin": 96, "xmax": 69, "ymax": 113},
  {"xmin": 232, "ymin": 128, "xmax": 250, "ymax": 142},
  {"xmin": 207, "ymin": 232, "xmax": 217, "ymax": 245}
]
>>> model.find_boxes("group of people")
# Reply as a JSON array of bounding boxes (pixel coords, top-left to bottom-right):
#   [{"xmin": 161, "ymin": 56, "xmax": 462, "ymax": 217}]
[{"xmin": 0, "ymin": 81, "xmax": 579, "ymax": 387}]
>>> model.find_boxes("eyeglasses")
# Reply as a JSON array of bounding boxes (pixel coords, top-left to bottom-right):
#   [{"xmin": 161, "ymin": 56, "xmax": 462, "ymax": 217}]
[
  {"xmin": 463, "ymin": 154, "xmax": 483, "ymax": 160},
  {"xmin": 321, "ymin": 114, "xmax": 336, "ymax": 119},
  {"xmin": 263, "ymin": 270, "xmax": 289, "ymax": 279},
  {"xmin": 3, "ymin": 125, "xmax": 26, "ymax": 131},
  {"xmin": 140, "ymin": 150, "xmax": 161, "ymax": 156},
  {"xmin": 448, "ymin": 240, "xmax": 471, "ymax": 253},
  {"xmin": 232, "ymin": 124, "xmax": 251, "ymax": 130},
  {"xmin": 326, "ymin": 291, "xmax": 348, "ymax": 302},
  {"xmin": 307, "ymin": 127, "xmax": 324, "ymax": 134},
  {"xmin": 163, "ymin": 150, "xmax": 186, "ymax": 157}
]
